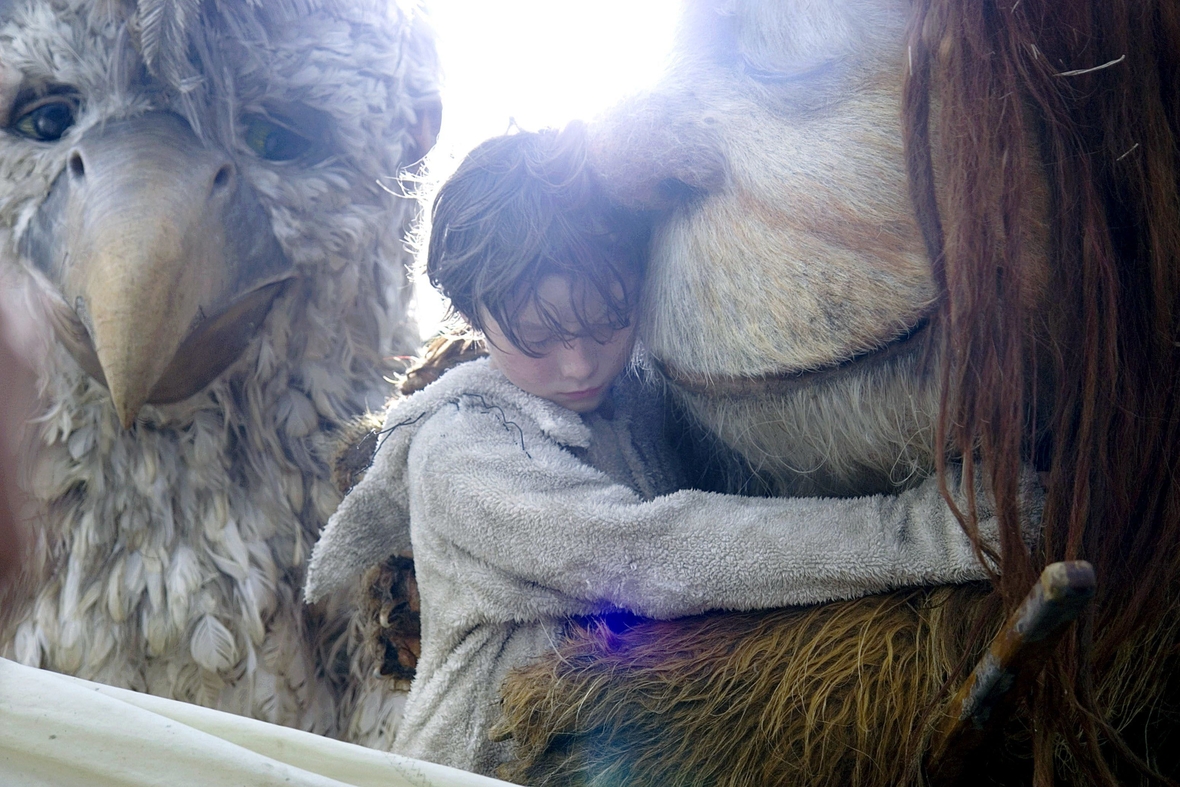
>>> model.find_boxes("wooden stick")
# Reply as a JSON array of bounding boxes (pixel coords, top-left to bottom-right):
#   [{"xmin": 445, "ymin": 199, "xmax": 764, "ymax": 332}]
[{"xmin": 926, "ymin": 560, "xmax": 1096, "ymax": 783}]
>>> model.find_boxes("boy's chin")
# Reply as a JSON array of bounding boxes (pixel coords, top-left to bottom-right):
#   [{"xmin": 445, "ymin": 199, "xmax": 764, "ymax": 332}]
[{"xmin": 565, "ymin": 400, "xmax": 604, "ymax": 414}]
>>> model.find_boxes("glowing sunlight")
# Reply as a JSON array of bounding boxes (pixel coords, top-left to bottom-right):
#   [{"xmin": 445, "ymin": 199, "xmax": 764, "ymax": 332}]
[{"xmin": 411, "ymin": 0, "xmax": 680, "ymax": 336}]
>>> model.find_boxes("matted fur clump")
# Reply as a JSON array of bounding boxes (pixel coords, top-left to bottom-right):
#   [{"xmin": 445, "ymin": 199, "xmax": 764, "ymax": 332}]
[{"xmin": 356, "ymin": 555, "xmax": 420, "ymax": 682}]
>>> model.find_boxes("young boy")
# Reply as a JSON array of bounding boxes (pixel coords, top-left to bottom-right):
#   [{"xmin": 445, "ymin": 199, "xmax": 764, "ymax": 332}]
[{"xmin": 305, "ymin": 126, "xmax": 1041, "ymax": 775}]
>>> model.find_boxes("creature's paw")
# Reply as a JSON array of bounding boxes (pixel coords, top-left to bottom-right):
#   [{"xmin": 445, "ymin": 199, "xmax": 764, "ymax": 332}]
[
  {"xmin": 322, "ymin": 412, "xmax": 385, "ymax": 495},
  {"xmin": 357, "ymin": 554, "xmax": 420, "ymax": 681}
]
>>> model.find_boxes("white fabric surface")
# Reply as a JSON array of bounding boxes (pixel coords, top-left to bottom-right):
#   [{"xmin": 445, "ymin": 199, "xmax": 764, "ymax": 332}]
[{"xmin": 0, "ymin": 657, "xmax": 514, "ymax": 787}]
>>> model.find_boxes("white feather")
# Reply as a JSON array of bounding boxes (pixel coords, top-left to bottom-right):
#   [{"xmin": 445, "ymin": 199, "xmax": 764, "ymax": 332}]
[
  {"xmin": 190, "ymin": 613, "xmax": 237, "ymax": 673},
  {"xmin": 278, "ymin": 389, "xmax": 318, "ymax": 439},
  {"xmin": 13, "ymin": 621, "xmax": 42, "ymax": 666},
  {"xmin": 206, "ymin": 519, "xmax": 250, "ymax": 581},
  {"xmin": 66, "ymin": 424, "xmax": 95, "ymax": 460},
  {"xmin": 165, "ymin": 544, "xmax": 202, "ymax": 625},
  {"xmin": 106, "ymin": 555, "xmax": 126, "ymax": 622}
]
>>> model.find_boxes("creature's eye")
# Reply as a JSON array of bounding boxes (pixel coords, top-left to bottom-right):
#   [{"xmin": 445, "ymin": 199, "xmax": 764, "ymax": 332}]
[
  {"xmin": 10, "ymin": 96, "xmax": 78, "ymax": 142},
  {"xmin": 738, "ymin": 56, "xmax": 835, "ymax": 85},
  {"xmin": 242, "ymin": 114, "xmax": 316, "ymax": 162}
]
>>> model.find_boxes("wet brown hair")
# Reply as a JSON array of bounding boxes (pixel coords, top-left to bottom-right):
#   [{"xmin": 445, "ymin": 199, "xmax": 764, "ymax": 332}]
[
  {"xmin": 905, "ymin": 0, "xmax": 1180, "ymax": 782},
  {"xmin": 425, "ymin": 124, "xmax": 649, "ymax": 356}
]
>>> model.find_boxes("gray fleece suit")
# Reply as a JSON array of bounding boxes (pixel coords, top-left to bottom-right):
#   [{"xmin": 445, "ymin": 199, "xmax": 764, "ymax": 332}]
[{"xmin": 305, "ymin": 358, "xmax": 1038, "ymax": 775}]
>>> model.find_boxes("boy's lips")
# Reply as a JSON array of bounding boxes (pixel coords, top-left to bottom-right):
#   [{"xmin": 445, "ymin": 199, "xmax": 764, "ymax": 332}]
[{"xmin": 561, "ymin": 385, "xmax": 604, "ymax": 400}]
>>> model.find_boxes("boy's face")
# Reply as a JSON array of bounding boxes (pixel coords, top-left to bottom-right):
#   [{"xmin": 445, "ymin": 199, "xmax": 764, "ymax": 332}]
[{"xmin": 482, "ymin": 276, "xmax": 637, "ymax": 413}]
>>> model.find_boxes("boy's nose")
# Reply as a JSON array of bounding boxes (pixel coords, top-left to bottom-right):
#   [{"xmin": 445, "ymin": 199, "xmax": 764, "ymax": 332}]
[{"xmin": 558, "ymin": 339, "xmax": 597, "ymax": 380}]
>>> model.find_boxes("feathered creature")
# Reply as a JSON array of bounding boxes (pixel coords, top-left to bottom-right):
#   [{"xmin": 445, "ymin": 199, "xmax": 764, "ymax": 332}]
[{"xmin": 0, "ymin": 0, "xmax": 440, "ymax": 741}]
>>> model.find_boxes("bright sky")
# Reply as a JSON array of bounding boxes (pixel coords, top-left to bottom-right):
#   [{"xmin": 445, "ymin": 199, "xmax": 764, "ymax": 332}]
[{"xmin": 411, "ymin": 0, "xmax": 681, "ymax": 337}]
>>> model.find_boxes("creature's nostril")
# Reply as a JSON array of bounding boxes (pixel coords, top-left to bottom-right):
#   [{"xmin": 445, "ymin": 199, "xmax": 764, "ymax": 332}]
[
  {"xmin": 211, "ymin": 163, "xmax": 234, "ymax": 195},
  {"xmin": 68, "ymin": 152, "xmax": 85, "ymax": 180}
]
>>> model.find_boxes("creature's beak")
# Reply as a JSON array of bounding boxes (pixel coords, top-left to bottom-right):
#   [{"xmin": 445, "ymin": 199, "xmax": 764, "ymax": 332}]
[{"xmin": 24, "ymin": 112, "xmax": 292, "ymax": 428}]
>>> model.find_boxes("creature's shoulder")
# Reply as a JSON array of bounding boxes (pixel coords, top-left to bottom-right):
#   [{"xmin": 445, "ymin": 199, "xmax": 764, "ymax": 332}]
[{"xmin": 399, "ymin": 334, "xmax": 488, "ymax": 396}]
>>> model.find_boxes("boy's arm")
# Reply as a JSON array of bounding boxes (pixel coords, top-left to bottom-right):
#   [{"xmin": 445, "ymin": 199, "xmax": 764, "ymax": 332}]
[{"xmin": 412, "ymin": 405, "xmax": 1042, "ymax": 620}]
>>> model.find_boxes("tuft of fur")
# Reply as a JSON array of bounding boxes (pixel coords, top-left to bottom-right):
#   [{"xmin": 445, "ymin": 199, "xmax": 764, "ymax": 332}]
[
  {"xmin": 322, "ymin": 410, "xmax": 386, "ymax": 497},
  {"xmin": 398, "ymin": 333, "xmax": 487, "ymax": 396}
]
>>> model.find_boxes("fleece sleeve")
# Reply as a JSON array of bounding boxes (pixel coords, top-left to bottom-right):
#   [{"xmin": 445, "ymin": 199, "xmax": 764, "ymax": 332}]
[{"xmin": 408, "ymin": 403, "xmax": 1042, "ymax": 620}]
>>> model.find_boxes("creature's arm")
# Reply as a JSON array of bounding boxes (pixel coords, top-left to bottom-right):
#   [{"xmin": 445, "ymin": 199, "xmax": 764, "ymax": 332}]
[{"xmin": 410, "ymin": 405, "xmax": 1042, "ymax": 620}]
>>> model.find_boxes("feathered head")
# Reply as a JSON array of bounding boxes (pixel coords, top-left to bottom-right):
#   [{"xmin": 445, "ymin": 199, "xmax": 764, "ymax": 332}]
[{"xmin": 0, "ymin": 0, "xmax": 440, "ymax": 427}]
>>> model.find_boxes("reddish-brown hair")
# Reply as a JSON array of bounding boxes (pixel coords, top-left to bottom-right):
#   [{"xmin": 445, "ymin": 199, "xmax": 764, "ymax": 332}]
[{"xmin": 905, "ymin": 0, "xmax": 1180, "ymax": 781}]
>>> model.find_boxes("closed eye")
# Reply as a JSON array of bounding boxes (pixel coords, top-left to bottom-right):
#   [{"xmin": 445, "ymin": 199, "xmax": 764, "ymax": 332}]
[{"xmin": 738, "ymin": 56, "xmax": 836, "ymax": 84}]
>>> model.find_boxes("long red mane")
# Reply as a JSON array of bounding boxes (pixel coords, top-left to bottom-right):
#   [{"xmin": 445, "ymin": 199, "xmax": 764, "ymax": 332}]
[{"xmin": 906, "ymin": 0, "xmax": 1180, "ymax": 781}]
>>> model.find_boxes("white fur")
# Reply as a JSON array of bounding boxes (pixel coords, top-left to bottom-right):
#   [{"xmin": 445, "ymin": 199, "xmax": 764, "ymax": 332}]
[{"xmin": 589, "ymin": 0, "xmax": 940, "ymax": 496}]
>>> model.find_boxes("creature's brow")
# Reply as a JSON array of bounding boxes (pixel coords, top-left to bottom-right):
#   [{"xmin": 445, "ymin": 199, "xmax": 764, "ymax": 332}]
[{"xmin": 11, "ymin": 82, "xmax": 77, "ymax": 107}]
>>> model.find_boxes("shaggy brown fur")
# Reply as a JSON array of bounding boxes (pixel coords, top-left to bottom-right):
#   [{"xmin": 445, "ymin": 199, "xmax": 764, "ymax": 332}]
[
  {"xmin": 397, "ymin": 333, "xmax": 487, "ymax": 396},
  {"xmin": 324, "ymin": 410, "xmax": 386, "ymax": 496},
  {"xmin": 490, "ymin": 0, "xmax": 1180, "ymax": 784},
  {"xmin": 906, "ymin": 0, "xmax": 1180, "ymax": 781},
  {"xmin": 496, "ymin": 587, "xmax": 996, "ymax": 786},
  {"xmin": 497, "ymin": 585, "xmax": 1180, "ymax": 786}
]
